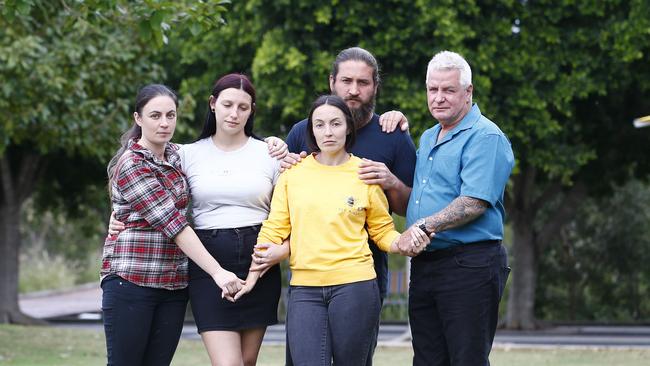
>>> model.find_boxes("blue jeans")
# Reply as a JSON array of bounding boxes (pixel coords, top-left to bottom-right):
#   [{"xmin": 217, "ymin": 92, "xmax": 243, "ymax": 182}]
[
  {"xmin": 286, "ymin": 242, "xmax": 386, "ymax": 366},
  {"xmin": 287, "ymin": 279, "xmax": 381, "ymax": 366},
  {"xmin": 101, "ymin": 275, "xmax": 188, "ymax": 366},
  {"xmin": 408, "ymin": 242, "xmax": 510, "ymax": 366}
]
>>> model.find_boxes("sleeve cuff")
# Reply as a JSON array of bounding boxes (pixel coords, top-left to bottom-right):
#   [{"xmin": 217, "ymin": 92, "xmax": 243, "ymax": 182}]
[
  {"xmin": 162, "ymin": 212, "xmax": 189, "ymax": 239},
  {"xmin": 460, "ymin": 190, "xmax": 495, "ymax": 206},
  {"xmin": 377, "ymin": 231, "xmax": 401, "ymax": 252}
]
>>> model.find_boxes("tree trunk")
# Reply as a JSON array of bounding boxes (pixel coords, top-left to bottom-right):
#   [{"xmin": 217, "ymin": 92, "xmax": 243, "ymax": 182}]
[
  {"xmin": 0, "ymin": 202, "xmax": 43, "ymax": 324},
  {"xmin": 505, "ymin": 216, "xmax": 539, "ymax": 329},
  {"xmin": 0, "ymin": 152, "xmax": 46, "ymax": 324},
  {"xmin": 504, "ymin": 165, "xmax": 539, "ymax": 329},
  {"xmin": 504, "ymin": 168, "xmax": 585, "ymax": 329}
]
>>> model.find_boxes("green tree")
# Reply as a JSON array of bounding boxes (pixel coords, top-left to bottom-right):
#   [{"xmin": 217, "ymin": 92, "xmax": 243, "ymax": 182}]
[
  {"xmin": 0, "ymin": 0, "xmax": 228, "ymax": 324},
  {"xmin": 537, "ymin": 179, "xmax": 650, "ymax": 322},
  {"xmin": 4, "ymin": 0, "xmax": 649, "ymax": 329},
  {"xmin": 171, "ymin": 0, "xmax": 650, "ymax": 329},
  {"xmin": 493, "ymin": 0, "xmax": 650, "ymax": 329}
]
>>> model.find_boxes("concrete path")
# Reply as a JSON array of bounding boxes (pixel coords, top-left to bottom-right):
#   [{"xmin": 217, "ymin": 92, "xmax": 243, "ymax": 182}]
[
  {"xmin": 18, "ymin": 283, "xmax": 650, "ymax": 349},
  {"xmin": 19, "ymin": 283, "xmax": 102, "ymax": 320}
]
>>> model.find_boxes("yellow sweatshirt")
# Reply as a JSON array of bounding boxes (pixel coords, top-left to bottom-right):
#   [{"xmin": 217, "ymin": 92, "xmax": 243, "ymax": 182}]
[{"xmin": 257, "ymin": 154, "xmax": 400, "ymax": 286}]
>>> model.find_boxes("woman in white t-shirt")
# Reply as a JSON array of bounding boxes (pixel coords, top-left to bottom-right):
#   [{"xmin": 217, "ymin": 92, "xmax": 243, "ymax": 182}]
[
  {"xmin": 182, "ymin": 73, "xmax": 281, "ymax": 366},
  {"xmin": 110, "ymin": 74, "xmax": 285, "ymax": 366}
]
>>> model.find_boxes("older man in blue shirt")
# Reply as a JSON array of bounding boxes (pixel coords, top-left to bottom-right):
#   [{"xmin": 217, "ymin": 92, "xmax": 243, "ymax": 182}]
[{"xmin": 405, "ymin": 51, "xmax": 515, "ymax": 366}]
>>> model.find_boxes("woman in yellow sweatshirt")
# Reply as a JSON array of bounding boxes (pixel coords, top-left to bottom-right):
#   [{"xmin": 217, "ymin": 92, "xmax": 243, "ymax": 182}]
[{"xmin": 241, "ymin": 95, "xmax": 429, "ymax": 366}]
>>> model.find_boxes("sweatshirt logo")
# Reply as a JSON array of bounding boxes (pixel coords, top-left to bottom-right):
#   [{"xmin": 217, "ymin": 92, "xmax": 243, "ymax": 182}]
[{"xmin": 342, "ymin": 195, "xmax": 364, "ymax": 215}]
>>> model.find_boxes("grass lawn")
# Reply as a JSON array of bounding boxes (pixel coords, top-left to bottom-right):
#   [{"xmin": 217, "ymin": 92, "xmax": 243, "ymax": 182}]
[{"xmin": 1, "ymin": 324, "xmax": 649, "ymax": 365}]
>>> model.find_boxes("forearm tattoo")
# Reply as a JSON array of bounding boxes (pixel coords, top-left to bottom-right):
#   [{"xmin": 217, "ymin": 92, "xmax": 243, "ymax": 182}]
[{"xmin": 426, "ymin": 196, "xmax": 488, "ymax": 233}]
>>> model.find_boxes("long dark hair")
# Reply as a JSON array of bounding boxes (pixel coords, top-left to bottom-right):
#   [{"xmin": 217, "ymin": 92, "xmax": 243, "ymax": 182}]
[
  {"xmin": 107, "ymin": 84, "xmax": 178, "ymax": 185},
  {"xmin": 331, "ymin": 47, "xmax": 381, "ymax": 87},
  {"xmin": 306, "ymin": 95, "xmax": 356, "ymax": 152},
  {"xmin": 197, "ymin": 73, "xmax": 261, "ymax": 141}
]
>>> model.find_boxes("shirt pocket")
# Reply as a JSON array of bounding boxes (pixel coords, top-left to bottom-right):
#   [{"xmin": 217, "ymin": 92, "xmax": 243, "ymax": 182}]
[{"xmin": 432, "ymin": 154, "xmax": 461, "ymax": 187}]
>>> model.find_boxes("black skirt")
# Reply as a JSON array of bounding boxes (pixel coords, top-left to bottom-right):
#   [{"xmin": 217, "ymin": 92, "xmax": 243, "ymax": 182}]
[{"xmin": 189, "ymin": 225, "xmax": 281, "ymax": 332}]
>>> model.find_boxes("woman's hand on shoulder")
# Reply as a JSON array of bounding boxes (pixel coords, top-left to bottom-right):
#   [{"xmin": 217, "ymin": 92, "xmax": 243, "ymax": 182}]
[{"xmin": 265, "ymin": 136, "xmax": 288, "ymax": 160}]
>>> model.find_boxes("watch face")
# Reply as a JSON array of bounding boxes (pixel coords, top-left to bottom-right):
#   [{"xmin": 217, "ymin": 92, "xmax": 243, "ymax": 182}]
[{"xmin": 417, "ymin": 219, "xmax": 429, "ymax": 236}]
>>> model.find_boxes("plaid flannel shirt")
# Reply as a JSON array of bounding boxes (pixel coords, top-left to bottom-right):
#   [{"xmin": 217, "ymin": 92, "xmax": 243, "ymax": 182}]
[{"xmin": 101, "ymin": 140, "xmax": 190, "ymax": 290}]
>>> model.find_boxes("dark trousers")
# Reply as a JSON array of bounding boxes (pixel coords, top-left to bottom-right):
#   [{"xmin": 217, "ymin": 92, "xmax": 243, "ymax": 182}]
[
  {"xmin": 286, "ymin": 243, "xmax": 387, "ymax": 366},
  {"xmin": 101, "ymin": 275, "xmax": 189, "ymax": 366},
  {"xmin": 287, "ymin": 280, "xmax": 381, "ymax": 366},
  {"xmin": 408, "ymin": 242, "xmax": 510, "ymax": 366},
  {"xmin": 285, "ymin": 294, "xmax": 384, "ymax": 366}
]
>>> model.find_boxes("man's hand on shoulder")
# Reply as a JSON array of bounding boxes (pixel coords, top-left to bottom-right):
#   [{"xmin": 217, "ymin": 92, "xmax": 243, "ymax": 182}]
[
  {"xmin": 358, "ymin": 158, "xmax": 398, "ymax": 190},
  {"xmin": 379, "ymin": 110, "xmax": 409, "ymax": 133}
]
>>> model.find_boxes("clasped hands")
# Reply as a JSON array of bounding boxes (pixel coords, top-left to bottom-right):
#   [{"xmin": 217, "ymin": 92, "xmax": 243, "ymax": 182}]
[
  {"xmin": 212, "ymin": 269, "xmax": 247, "ymax": 303},
  {"xmin": 222, "ymin": 241, "xmax": 289, "ymax": 302},
  {"xmin": 396, "ymin": 224, "xmax": 433, "ymax": 257}
]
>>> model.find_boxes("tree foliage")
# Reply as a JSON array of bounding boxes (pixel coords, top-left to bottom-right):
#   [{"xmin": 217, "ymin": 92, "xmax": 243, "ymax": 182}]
[
  {"xmin": 2, "ymin": 0, "xmax": 650, "ymax": 327},
  {"xmin": 538, "ymin": 179, "xmax": 650, "ymax": 322},
  {"xmin": 0, "ymin": 0, "xmax": 229, "ymax": 324},
  {"xmin": 170, "ymin": 0, "xmax": 650, "ymax": 328},
  {"xmin": 0, "ymin": 0, "xmax": 229, "ymax": 157}
]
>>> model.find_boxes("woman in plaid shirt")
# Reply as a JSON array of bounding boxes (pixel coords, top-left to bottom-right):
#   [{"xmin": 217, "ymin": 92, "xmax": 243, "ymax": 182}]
[
  {"xmin": 107, "ymin": 78, "xmax": 289, "ymax": 366},
  {"xmin": 101, "ymin": 84, "xmax": 247, "ymax": 366}
]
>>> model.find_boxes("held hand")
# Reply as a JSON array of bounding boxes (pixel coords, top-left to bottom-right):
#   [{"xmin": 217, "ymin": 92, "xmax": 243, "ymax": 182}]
[
  {"xmin": 107, "ymin": 211, "xmax": 125, "ymax": 236},
  {"xmin": 250, "ymin": 242, "xmax": 290, "ymax": 277},
  {"xmin": 378, "ymin": 110, "xmax": 409, "ymax": 133},
  {"xmin": 397, "ymin": 225, "xmax": 432, "ymax": 257},
  {"xmin": 212, "ymin": 269, "xmax": 245, "ymax": 299},
  {"xmin": 232, "ymin": 279, "xmax": 257, "ymax": 302},
  {"xmin": 265, "ymin": 136, "xmax": 289, "ymax": 160},
  {"xmin": 358, "ymin": 158, "xmax": 398, "ymax": 190},
  {"xmin": 280, "ymin": 151, "xmax": 308, "ymax": 172}
]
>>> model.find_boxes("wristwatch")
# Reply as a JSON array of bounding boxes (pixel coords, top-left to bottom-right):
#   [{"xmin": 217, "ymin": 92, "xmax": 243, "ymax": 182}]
[{"xmin": 415, "ymin": 218, "xmax": 432, "ymax": 237}]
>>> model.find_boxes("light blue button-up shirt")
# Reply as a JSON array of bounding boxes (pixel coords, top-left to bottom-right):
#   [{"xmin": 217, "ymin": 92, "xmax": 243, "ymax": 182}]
[{"xmin": 406, "ymin": 104, "xmax": 515, "ymax": 250}]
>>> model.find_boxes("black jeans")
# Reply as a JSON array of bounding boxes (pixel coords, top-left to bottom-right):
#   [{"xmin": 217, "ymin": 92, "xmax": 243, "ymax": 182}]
[
  {"xmin": 101, "ymin": 275, "xmax": 188, "ymax": 366},
  {"xmin": 408, "ymin": 242, "xmax": 510, "ymax": 366}
]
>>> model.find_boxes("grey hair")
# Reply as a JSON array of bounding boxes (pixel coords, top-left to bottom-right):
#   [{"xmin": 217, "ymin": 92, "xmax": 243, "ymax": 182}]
[
  {"xmin": 425, "ymin": 51, "xmax": 472, "ymax": 88},
  {"xmin": 331, "ymin": 47, "xmax": 381, "ymax": 86}
]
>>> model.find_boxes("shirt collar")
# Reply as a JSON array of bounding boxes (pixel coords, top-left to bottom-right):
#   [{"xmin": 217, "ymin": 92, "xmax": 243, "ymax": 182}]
[
  {"xmin": 432, "ymin": 103, "xmax": 481, "ymax": 147},
  {"xmin": 127, "ymin": 138, "xmax": 179, "ymax": 166}
]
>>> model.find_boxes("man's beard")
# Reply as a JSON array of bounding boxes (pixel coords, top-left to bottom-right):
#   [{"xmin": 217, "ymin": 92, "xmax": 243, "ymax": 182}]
[{"xmin": 346, "ymin": 96, "xmax": 376, "ymax": 129}]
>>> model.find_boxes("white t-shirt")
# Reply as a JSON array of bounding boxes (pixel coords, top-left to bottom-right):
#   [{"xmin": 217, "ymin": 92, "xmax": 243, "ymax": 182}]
[{"xmin": 178, "ymin": 137, "xmax": 280, "ymax": 229}]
